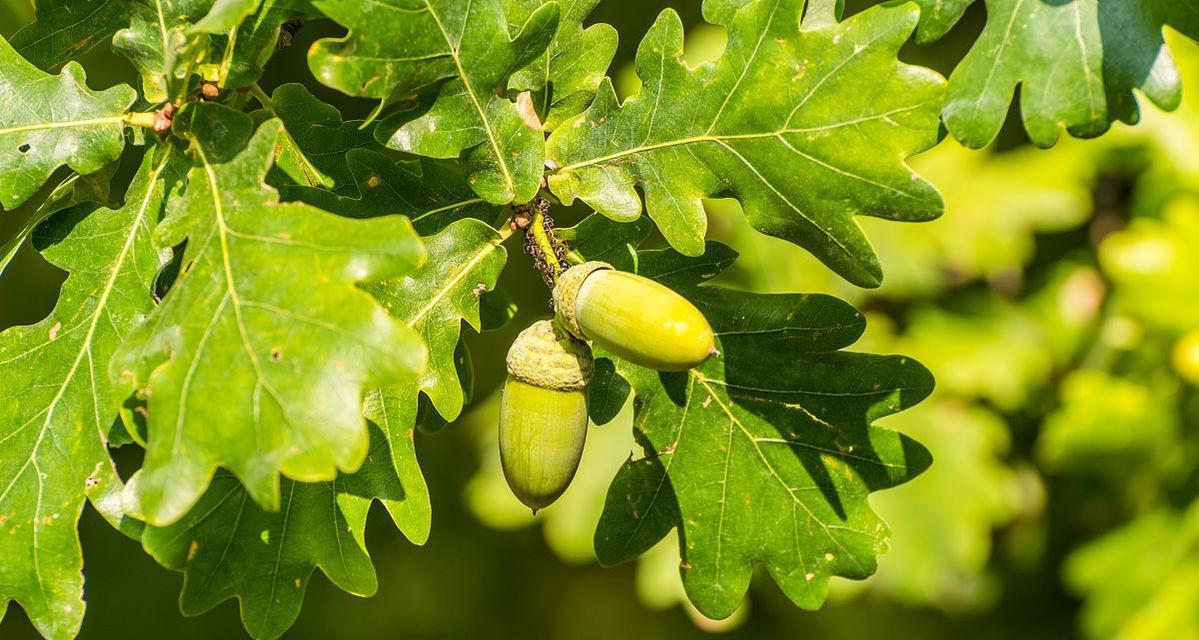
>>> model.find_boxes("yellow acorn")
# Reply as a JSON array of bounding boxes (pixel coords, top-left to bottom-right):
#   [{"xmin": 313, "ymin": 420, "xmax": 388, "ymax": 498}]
[
  {"xmin": 554, "ymin": 261, "xmax": 716, "ymax": 371},
  {"xmin": 499, "ymin": 320, "xmax": 593, "ymax": 512}
]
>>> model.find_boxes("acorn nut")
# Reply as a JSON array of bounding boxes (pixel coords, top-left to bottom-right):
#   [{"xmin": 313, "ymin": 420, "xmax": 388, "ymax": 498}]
[
  {"xmin": 499, "ymin": 320, "xmax": 593, "ymax": 512},
  {"xmin": 554, "ymin": 261, "xmax": 716, "ymax": 371}
]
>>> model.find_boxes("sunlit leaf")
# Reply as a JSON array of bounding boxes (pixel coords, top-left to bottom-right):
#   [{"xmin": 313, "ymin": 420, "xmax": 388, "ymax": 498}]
[
  {"xmin": 113, "ymin": 107, "xmax": 426, "ymax": 527},
  {"xmin": 505, "ymin": 0, "xmax": 617, "ymax": 130},
  {"xmin": 0, "ymin": 34, "xmax": 134, "ymax": 210},
  {"xmin": 0, "ymin": 146, "xmax": 183, "ymax": 640},
  {"xmin": 363, "ymin": 218, "xmax": 506, "ymax": 422},
  {"xmin": 547, "ymin": 0, "xmax": 944, "ymax": 287},
  {"xmin": 925, "ymin": 0, "xmax": 1199, "ymax": 148}
]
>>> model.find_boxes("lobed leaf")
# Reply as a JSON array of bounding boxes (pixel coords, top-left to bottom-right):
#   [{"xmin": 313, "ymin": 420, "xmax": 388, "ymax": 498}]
[
  {"xmin": 8, "ymin": 0, "xmax": 126, "ymax": 70},
  {"xmin": 0, "ymin": 35, "xmax": 135, "ymax": 210},
  {"xmin": 113, "ymin": 108, "xmax": 427, "ymax": 527},
  {"xmin": 141, "ymin": 423, "xmax": 428, "ymax": 640},
  {"xmin": 0, "ymin": 146, "xmax": 184, "ymax": 640},
  {"xmin": 309, "ymin": 0, "xmax": 561, "ymax": 204},
  {"xmin": 217, "ymin": 0, "xmax": 319, "ymax": 90},
  {"xmin": 362, "ymin": 218, "xmax": 507, "ymax": 422},
  {"xmin": 547, "ymin": 0, "xmax": 945, "ymax": 287},
  {"xmin": 922, "ymin": 0, "xmax": 1199, "ymax": 148},
  {"xmin": 584, "ymin": 242, "xmax": 934, "ymax": 618},
  {"xmin": 254, "ymin": 83, "xmax": 379, "ymax": 195},
  {"xmin": 113, "ymin": 0, "xmax": 215, "ymax": 102},
  {"xmin": 505, "ymin": 0, "xmax": 618, "ymax": 131}
]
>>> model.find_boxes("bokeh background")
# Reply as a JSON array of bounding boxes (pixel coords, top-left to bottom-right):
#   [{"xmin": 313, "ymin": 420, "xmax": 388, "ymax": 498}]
[{"xmin": 3, "ymin": 1, "xmax": 1199, "ymax": 638}]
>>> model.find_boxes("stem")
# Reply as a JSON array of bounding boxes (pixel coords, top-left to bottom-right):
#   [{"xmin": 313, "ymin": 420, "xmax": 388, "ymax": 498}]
[
  {"xmin": 124, "ymin": 111, "xmax": 160, "ymax": 128},
  {"xmin": 248, "ymin": 83, "xmax": 273, "ymax": 111},
  {"xmin": 497, "ymin": 216, "xmax": 517, "ymax": 242},
  {"xmin": 530, "ymin": 212, "xmax": 561, "ymax": 281},
  {"xmin": 564, "ymin": 250, "xmax": 585, "ymax": 266}
]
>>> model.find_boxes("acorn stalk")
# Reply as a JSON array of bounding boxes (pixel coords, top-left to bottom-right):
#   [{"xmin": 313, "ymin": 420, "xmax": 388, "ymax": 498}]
[
  {"xmin": 554, "ymin": 262, "xmax": 716, "ymax": 371},
  {"xmin": 498, "ymin": 320, "xmax": 593, "ymax": 512}
]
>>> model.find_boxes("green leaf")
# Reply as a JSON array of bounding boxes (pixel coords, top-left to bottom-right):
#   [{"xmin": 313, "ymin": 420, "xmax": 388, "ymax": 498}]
[
  {"xmin": 908, "ymin": 0, "xmax": 972, "ymax": 43},
  {"xmin": 546, "ymin": 0, "xmax": 945, "ymax": 287},
  {"xmin": 278, "ymin": 148, "xmax": 499, "ymax": 233},
  {"xmin": 142, "ymin": 422, "xmax": 428, "ymax": 640},
  {"xmin": 556, "ymin": 212, "xmax": 653, "ymax": 272},
  {"xmin": 505, "ymin": 0, "xmax": 617, "ymax": 130},
  {"xmin": 8, "ymin": 0, "xmax": 126, "ymax": 70},
  {"xmin": 934, "ymin": 0, "xmax": 1199, "ymax": 148},
  {"xmin": 113, "ymin": 109, "xmax": 427, "ymax": 526},
  {"xmin": 0, "ymin": 163, "xmax": 121, "ymax": 278},
  {"xmin": 1066, "ymin": 503, "xmax": 1199, "ymax": 640},
  {"xmin": 0, "ymin": 146, "xmax": 183, "ymax": 640},
  {"xmin": 219, "ymin": 1, "xmax": 318, "ymax": 90},
  {"xmin": 113, "ymin": 0, "xmax": 215, "ymax": 102},
  {"xmin": 0, "ymin": 34, "xmax": 134, "ymax": 210},
  {"xmin": 1037, "ymin": 369, "xmax": 1179, "ymax": 470},
  {"xmin": 191, "ymin": 0, "xmax": 262, "ymax": 34},
  {"xmin": 255, "ymin": 82, "xmax": 379, "ymax": 194},
  {"xmin": 1100, "ymin": 201, "xmax": 1199, "ymax": 331},
  {"xmin": 593, "ymin": 242, "xmax": 933, "ymax": 617},
  {"xmin": 363, "ymin": 218, "xmax": 506, "ymax": 422},
  {"xmin": 309, "ymin": 0, "xmax": 561, "ymax": 204}
]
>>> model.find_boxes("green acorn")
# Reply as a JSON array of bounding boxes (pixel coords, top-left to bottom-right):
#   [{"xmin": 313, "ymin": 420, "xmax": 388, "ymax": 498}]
[
  {"xmin": 499, "ymin": 320, "xmax": 593, "ymax": 512},
  {"xmin": 554, "ymin": 261, "xmax": 716, "ymax": 371}
]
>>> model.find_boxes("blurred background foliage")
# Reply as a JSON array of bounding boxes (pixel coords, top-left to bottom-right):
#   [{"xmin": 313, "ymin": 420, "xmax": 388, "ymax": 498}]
[{"xmin": 3, "ymin": 1, "xmax": 1199, "ymax": 638}]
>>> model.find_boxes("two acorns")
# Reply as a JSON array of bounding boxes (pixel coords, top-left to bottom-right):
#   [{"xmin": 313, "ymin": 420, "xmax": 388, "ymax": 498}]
[{"xmin": 499, "ymin": 262, "xmax": 715, "ymax": 513}]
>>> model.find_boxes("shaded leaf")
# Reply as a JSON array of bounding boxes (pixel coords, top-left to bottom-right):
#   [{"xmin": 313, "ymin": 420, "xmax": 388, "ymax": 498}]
[
  {"xmin": 219, "ymin": 0, "xmax": 319, "ymax": 89},
  {"xmin": 0, "ymin": 146, "xmax": 183, "ymax": 640},
  {"xmin": 547, "ymin": 0, "xmax": 944, "ymax": 287},
  {"xmin": 309, "ymin": 0, "xmax": 561, "ymax": 204},
  {"xmin": 556, "ymin": 212, "xmax": 653, "ymax": 272},
  {"xmin": 506, "ymin": 0, "xmax": 617, "ymax": 130},
  {"xmin": 142, "ymin": 422, "xmax": 428, "ymax": 640},
  {"xmin": 255, "ymin": 82, "xmax": 378, "ymax": 194},
  {"xmin": 0, "ymin": 163, "xmax": 121, "ymax": 278},
  {"xmin": 113, "ymin": 110, "xmax": 426, "ymax": 526},
  {"xmin": 8, "ymin": 0, "xmax": 126, "ymax": 70},
  {"xmin": 0, "ymin": 34, "xmax": 135, "ymax": 210},
  {"xmin": 277, "ymin": 147, "xmax": 499, "ymax": 233},
  {"xmin": 594, "ymin": 242, "xmax": 933, "ymax": 617}
]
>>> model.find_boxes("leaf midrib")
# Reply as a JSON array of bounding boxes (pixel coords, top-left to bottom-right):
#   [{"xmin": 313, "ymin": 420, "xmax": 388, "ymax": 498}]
[
  {"xmin": 423, "ymin": 0, "xmax": 515, "ymax": 197},
  {"xmin": 554, "ymin": 102, "xmax": 935, "ymax": 174}
]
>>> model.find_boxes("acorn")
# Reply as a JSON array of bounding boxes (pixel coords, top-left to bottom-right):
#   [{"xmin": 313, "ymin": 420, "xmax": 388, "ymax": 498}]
[
  {"xmin": 499, "ymin": 320, "xmax": 593, "ymax": 512},
  {"xmin": 554, "ymin": 261, "xmax": 715, "ymax": 371}
]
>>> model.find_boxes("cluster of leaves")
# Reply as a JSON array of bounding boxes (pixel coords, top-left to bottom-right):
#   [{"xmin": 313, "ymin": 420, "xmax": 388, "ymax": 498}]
[
  {"xmin": 5, "ymin": 0, "xmax": 1199, "ymax": 638},
  {"xmin": 0, "ymin": 0, "xmax": 957, "ymax": 638}
]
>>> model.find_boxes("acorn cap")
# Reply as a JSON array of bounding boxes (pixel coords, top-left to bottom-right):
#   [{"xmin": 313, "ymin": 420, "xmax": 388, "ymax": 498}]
[
  {"xmin": 506, "ymin": 320, "xmax": 594, "ymax": 391},
  {"xmin": 553, "ymin": 261, "xmax": 612, "ymax": 339}
]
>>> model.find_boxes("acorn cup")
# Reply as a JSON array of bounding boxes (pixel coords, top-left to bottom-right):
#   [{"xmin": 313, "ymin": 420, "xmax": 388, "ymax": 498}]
[
  {"xmin": 554, "ymin": 261, "xmax": 716, "ymax": 371},
  {"xmin": 499, "ymin": 320, "xmax": 594, "ymax": 512}
]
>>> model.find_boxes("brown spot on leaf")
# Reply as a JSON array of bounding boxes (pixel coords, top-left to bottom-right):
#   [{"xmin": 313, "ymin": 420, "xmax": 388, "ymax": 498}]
[{"xmin": 514, "ymin": 91, "xmax": 543, "ymax": 131}]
